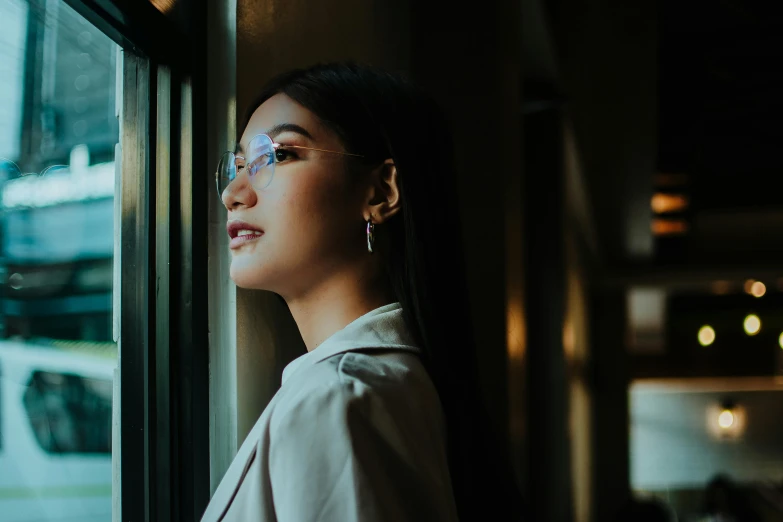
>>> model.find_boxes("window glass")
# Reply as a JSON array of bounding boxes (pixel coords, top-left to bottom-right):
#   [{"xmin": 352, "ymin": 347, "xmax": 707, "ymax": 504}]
[
  {"xmin": 23, "ymin": 370, "xmax": 112, "ymax": 454},
  {"xmin": 0, "ymin": 0, "xmax": 119, "ymax": 520}
]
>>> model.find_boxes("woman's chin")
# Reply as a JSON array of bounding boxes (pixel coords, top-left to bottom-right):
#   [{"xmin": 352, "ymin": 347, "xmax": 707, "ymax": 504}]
[{"xmin": 229, "ymin": 261, "xmax": 273, "ymax": 290}]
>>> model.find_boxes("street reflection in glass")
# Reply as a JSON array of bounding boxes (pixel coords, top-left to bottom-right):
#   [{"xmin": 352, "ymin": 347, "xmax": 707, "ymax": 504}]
[{"xmin": 0, "ymin": 0, "xmax": 119, "ymax": 520}]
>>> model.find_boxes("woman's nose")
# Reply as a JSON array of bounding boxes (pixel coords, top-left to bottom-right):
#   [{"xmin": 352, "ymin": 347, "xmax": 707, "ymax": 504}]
[{"xmin": 221, "ymin": 171, "xmax": 257, "ymax": 210}]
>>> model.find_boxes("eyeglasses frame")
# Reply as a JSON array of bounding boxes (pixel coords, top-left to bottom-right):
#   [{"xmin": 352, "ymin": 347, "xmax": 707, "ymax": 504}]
[{"xmin": 216, "ymin": 133, "xmax": 365, "ymax": 197}]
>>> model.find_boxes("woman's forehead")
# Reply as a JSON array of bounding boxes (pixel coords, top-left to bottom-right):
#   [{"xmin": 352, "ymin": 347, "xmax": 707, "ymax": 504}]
[{"xmin": 240, "ymin": 94, "xmax": 324, "ymax": 146}]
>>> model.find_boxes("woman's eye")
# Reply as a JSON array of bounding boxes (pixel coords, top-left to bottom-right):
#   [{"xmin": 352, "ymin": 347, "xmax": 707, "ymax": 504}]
[{"xmin": 274, "ymin": 148, "xmax": 297, "ymax": 163}]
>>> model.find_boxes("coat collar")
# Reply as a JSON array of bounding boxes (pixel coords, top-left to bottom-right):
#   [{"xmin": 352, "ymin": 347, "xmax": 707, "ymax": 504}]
[
  {"xmin": 281, "ymin": 302, "xmax": 420, "ymax": 385},
  {"xmin": 202, "ymin": 303, "xmax": 419, "ymax": 521}
]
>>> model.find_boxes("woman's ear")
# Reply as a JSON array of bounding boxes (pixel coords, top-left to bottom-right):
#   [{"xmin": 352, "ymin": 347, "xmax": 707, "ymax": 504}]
[{"xmin": 364, "ymin": 159, "xmax": 401, "ymax": 223}]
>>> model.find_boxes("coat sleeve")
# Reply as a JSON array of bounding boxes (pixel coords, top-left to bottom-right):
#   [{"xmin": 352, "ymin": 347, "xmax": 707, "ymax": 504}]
[{"xmin": 268, "ymin": 377, "xmax": 457, "ymax": 522}]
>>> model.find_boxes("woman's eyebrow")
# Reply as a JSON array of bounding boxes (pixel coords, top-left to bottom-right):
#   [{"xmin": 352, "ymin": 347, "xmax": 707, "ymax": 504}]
[
  {"xmin": 267, "ymin": 123, "xmax": 314, "ymax": 141},
  {"xmin": 234, "ymin": 123, "xmax": 315, "ymax": 154}
]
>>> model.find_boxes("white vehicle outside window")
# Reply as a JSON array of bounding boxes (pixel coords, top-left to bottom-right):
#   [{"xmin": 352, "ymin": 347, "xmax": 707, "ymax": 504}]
[{"xmin": 0, "ymin": 342, "xmax": 114, "ymax": 522}]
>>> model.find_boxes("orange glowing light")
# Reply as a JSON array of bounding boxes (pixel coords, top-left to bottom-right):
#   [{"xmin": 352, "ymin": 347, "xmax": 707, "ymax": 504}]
[
  {"xmin": 651, "ymin": 193, "xmax": 689, "ymax": 214},
  {"xmin": 750, "ymin": 281, "xmax": 766, "ymax": 298},
  {"xmin": 651, "ymin": 219, "xmax": 688, "ymax": 236}
]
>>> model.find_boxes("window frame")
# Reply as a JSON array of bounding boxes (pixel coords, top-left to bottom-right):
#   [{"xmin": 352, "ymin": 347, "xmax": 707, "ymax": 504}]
[{"xmin": 61, "ymin": 1, "xmax": 212, "ymax": 520}]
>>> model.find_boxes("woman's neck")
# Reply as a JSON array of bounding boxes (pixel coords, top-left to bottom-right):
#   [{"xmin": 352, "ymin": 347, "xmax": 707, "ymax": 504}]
[{"xmin": 285, "ymin": 270, "xmax": 394, "ymax": 352}]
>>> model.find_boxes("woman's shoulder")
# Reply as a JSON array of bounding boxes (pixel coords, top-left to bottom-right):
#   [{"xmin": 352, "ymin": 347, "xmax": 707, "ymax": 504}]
[
  {"xmin": 301, "ymin": 349, "xmax": 429, "ymax": 393},
  {"xmin": 271, "ymin": 350, "xmax": 437, "ymax": 429}
]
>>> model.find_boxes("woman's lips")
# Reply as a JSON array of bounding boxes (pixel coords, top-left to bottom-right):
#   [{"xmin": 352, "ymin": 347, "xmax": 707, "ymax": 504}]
[
  {"xmin": 229, "ymin": 232, "xmax": 263, "ymax": 250},
  {"xmin": 227, "ymin": 220, "xmax": 264, "ymax": 250}
]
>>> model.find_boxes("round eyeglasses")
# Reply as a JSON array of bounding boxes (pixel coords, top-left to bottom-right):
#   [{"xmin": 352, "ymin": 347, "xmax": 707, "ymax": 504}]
[{"xmin": 216, "ymin": 134, "xmax": 364, "ymax": 197}]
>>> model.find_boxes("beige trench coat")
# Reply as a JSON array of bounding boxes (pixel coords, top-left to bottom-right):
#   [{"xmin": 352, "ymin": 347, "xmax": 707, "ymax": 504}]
[{"xmin": 200, "ymin": 303, "xmax": 458, "ymax": 522}]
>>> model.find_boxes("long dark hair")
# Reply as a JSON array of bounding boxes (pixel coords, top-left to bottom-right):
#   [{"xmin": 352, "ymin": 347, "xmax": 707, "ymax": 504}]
[{"xmin": 246, "ymin": 62, "xmax": 521, "ymax": 520}]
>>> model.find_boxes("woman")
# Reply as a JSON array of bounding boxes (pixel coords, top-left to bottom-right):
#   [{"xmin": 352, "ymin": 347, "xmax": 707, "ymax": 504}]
[{"xmin": 201, "ymin": 63, "xmax": 520, "ymax": 522}]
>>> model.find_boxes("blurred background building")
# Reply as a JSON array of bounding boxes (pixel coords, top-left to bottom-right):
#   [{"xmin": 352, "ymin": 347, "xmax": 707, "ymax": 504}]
[
  {"xmin": 0, "ymin": 2, "xmax": 117, "ymax": 520},
  {"xmin": 0, "ymin": 0, "xmax": 117, "ymax": 342}
]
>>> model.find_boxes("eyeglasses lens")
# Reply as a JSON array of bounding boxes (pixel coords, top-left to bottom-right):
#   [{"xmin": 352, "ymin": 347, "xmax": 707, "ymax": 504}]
[{"xmin": 216, "ymin": 134, "xmax": 275, "ymax": 197}]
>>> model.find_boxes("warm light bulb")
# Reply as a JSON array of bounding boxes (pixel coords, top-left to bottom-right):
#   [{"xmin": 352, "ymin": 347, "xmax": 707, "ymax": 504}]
[
  {"xmin": 698, "ymin": 325, "xmax": 716, "ymax": 347},
  {"xmin": 779, "ymin": 332, "xmax": 783, "ymax": 350},
  {"xmin": 718, "ymin": 410, "xmax": 735, "ymax": 429},
  {"xmin": 651, "ymin": 193, "xmax": 689, "ymax": 214},
  {"xmin": 744, "ymin": 314, "xmax": 761, "ymax": 336},
  {"xmin": 744, "ymin": 279, "xmax": 756, "ymax": 294},
  {"xmin": 750, "ymin": 281, "xmax": 766, "ymax": 298},
  {"xmin": 707, "ymin": 404, "xmax": 745, "ymax": 439}
]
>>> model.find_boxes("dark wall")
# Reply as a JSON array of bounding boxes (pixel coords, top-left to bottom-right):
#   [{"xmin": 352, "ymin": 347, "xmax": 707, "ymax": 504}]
[
  {"xmin": 549, "ymin": 0, "xmax": 658, "ymax": 264},
  {"xmin": 408, "ymin": 0, "xmax": 523, "ymax": 458}
]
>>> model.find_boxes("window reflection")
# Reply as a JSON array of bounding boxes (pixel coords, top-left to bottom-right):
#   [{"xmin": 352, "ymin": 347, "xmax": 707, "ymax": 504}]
[
  {"xmin": 24, "ymin": 369, "xmax": 113, "ymax": 454},
  {"xmin": 0, "ymin": 0, "xmax": 119, "ymax": 520}
]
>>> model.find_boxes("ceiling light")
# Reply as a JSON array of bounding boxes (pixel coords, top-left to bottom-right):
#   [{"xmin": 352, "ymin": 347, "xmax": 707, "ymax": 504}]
[
  {"xmin": 698, "ymin": 325, "xmax": 716, "ymax": 347},
  {"xmin": 750, "ymin": 281, "xmax": 766, "ymax": 298},
  {"xmin": 651, "ymin": 193, "xmax": 689, "ymax": 214},
  {"xmin": 718, "ymin": 409, "xmax": 735, "ymax": 429},
  {"xmin": 651, "ymin": 219, "xmax": 688, "ymax": 236},
  {"xmin": 744, "ymin": 314, "xmax": 761, "ymax": 336},
  {"xmin": 707, "ymin": 403, "xmax": 745, "ymax": 440}
]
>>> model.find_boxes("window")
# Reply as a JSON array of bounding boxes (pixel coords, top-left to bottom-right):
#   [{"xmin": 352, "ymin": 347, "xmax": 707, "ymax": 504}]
[
  {"xmin": 0, "ymin": 0, "xmax": 118, "ymax": 341},
  {"xmin": 23, "ymin": 370, "xmax": 113, "ymax": 454},
  {"xmin": 0, "ymin": 1, "xmax": 119, "ymax": 519},
  {"xmin": 5, "ymin": 0, "xmax": 214, "ymax": 519}
]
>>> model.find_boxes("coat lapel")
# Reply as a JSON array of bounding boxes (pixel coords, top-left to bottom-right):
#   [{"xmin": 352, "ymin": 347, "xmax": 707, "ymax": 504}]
[
  {"xmin": 201, "ymin": 396, "xmax": 276, "ymax": 521},
  {"xmin": 203, "ymin": 302, "xmax": 419, "ymax": 521}
]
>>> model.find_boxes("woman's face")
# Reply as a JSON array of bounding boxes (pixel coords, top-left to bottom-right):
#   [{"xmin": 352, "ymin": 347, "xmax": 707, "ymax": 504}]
[{"xmin": 222, "ymin": 93, "xmax": 369, "ymax": 298}]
